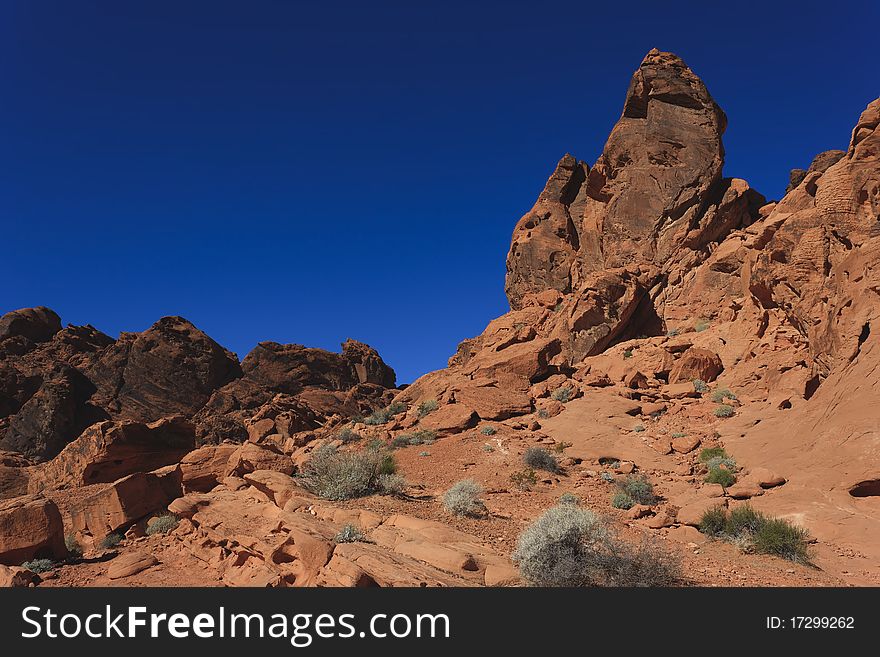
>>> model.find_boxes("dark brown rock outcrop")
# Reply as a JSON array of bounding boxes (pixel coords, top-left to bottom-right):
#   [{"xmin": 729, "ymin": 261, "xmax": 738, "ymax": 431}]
[{"xmin": 85, "ymin": 316, "xmax": 242, "ymax": 422}]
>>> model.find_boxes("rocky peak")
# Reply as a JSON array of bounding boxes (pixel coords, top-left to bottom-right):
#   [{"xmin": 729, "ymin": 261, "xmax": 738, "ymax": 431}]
[{"xmin": 506, "ymin": 50, "xmax": 755, "ymax": 314}]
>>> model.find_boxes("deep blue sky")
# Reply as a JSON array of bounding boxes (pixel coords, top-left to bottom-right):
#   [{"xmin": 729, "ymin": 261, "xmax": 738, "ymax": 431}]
[{"xmin": 2, "ymin": 1, "xmax": 876, "ymax": 383}]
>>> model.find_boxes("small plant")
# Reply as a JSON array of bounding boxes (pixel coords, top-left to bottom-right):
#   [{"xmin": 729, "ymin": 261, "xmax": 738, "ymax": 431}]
[
  {"xmin": 523, "ymin": 447, "xmax": 560, "ymax": 473},
  {"xmin": 633, "ymin": 424, "xmax": 646, "ymax": 433},
  {"xmin": 694, "ymin": 319, "xmax": 711, "ymax": 332},
  {"xmin": 22, "ymin": 558, "xmax": 55, "ymax": 574},
  {"xmin": 666, "ymin": 328, "xmax": 680, "ymax": 337},
  {"xmin": 705, "ymin": 455, "xmax": 737, "ymax": 471},
  {"xmin": 377, "ymin": 473, "xmax": 407, "ymax": 495},
  {"xmin": 714, "ymin": 404, "xmax": 735, "ymax": 418},
  {"xmin": 552, "ymin": 302, "xmax": 564, "ymax": 312},
  {"xmin": 100, "ymin": 533, "xmax": 124, "ymax": 549},
  {"xmin": 611, "ymin": 492, "xmax": 635, "ymax": 510},
  {"xmin": 711, "ymin": 388, "xmax": 737, "ymax": 403},
  {"xmin": 616, "ymin": 475, "xmax": 656, "ymax": 504},
  {"xmin": 698, "ymin": 505, "xmax": 729, "ymax": 537},
  {"xmin": 482, "ymin": 445, "xmax": 494, "ymax": 452},
  {"xmin": 552, "ymin": 441, "xmax": 572, "ymax": 454},
  {"xmin": 704, "ymin": 467, "xmax": 736, "ymax": 487},
  {"xmin": 510, "ymin": 468, "xmax": 538, "ymax": 491},
  {"xmin": 697, "ymin": 505, "xmax": 811, "ymax": 564},
  {"xmin": 337, "ymin": 427, "xmax": 361, "ymax": 443},
  {"xmin": 511, "ymin": 504, "xmax": 680, "ymax": 587},
  {"xmin": 443, "ymin": 479, "xmax": 485, "ymax": 517},
  {"xmin": 146, "ymin": 514, "xmax": 180, "ymax": 536},
  {"xmin": 480, "ymin": 425, "xmax": 497, "ymax": 435},
  {"xmin": 299, "ymin": 444, "xmax": 397, "ymax": 500},
  {"xmin": 699, "ymin": 447, "xmax": 727, "ymax": 462},
  {"xmin": 512, "ymin": 504, "xmax": 607, "ymax": 586},
  {"xmin": 726, "ymin": 505, "xmax": 764, "ymax": 536},
  {"xmin": 537, "ymin": 409, "xmax": 550, "ymax": 419},
  {"xmin": 419, "ymin": 450, "xmax": 430, "ymax": 457},
  {"xmin": 671, "ymin": 432, "xmax": 687, "ymax": 439},
  {"xmin": 623, "ymin": 349, "xmax": 633, "ymax": 359},
  {"xmin": 65, "ymin": 533, "xmax": 82, "ymax": 557},
  {"xmin": 417, "ymin": 399, "xmax": 438, "ymax": 418},
  {"xmin": 559, "ymin": 492, "xmax": 579, "ymax": 505},
  {"xmin": 407, "ymin": 429, "xmax": 437, "ymax": 445},
  {"xmin": 364, "ymin": 402, "xmax": 407, "ymax": 426},
  {"xmin": 692, "ymin": 379, "xmax": 709, "ymax": 394},
  {"xmin": 391, "ymin": 435, "xmax": 410, "ymax": 448},
  {"xmin": 551, "ymin": 386, "xmax": 573, "ymax": 402},
  {"xmin": 334, "ymin": 524, "xmax": 367, "ymax": 543},
  {"xmin": 752, "ymin": 518, "xmax": 811, "ymax": 563}
]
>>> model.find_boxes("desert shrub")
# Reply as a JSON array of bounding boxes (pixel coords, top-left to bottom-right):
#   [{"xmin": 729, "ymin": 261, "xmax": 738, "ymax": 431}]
[
  {"xmin": 694, "ymin": 319, "xmax": 711, "ymax": 332},
  {"xmin": 598, "ymin": 536, "xmax": 682, "ymax": 587},
  {"xmin": 623, "ymin": 349, "xmax": 633, "ymax": 359},
  {"xmin": 337, "ymin": 427, "xmax": 361, "ymax": 444},
  {"xmin": 417, "ymin": 399, "xmax": 438, "ymax": 417},
  {"xmin": 512, "ymin": 504, "xmax": 607, "ymax": 586},
  {"xmin": 443, "ymin": 479, "xmax": 485, "ymax": 517},
  {"xmin": 300, "ymin": 445, "xmax": 397, "ymax": 500},
  {"xmin": 633, "ymin": 424, "xmax": 646, "ymax": 433},
  {"xmin": 334, "ymin": 524, "xmax": 366, "ymax": 543},
  {"xmin": 699, "ymin": 447, "xmax": 727, "ymax": 462},
  {"xmin": 512, "ymin": 504, "xmax": 680, "ymax": 587},
  {"xmin": 559, "ymin": 492, "xmax": 579, "ymax": 505},
  {"xmin": 406, "ymin": 429, "xmax": 437, "ymax": 445},
  {"xmin": 65, "ymin": 534, "xmax": 82, "ymax": 557},
  {"xmin": 537, "ymin": 409, "xmax": 550, "ymax": 419},
  {"xmin": 705, "ymin": 455, "xmax": 737, "ymax": 471},
  {"xmin": 483, "ymin": 445, "xmax": 494, "ymax": 452},
  {"xmin": 364, "ymin": 402, "xmax": 407, "ymax": 426},
  {"xmin": 523, "ymin": 447, "xmax": 560, "ymax": 473},
  {"xmin": 671, "ymin": 432, "xmax": 687, "ymax": 439},
  {"xmin": 705, "ymin": 467, "xmax": 736, "ymax": 487},
  {"xmin": 391, "ymin": 435, "xmax": 410, "ymax": 448},
  {"xmin": 480, "ymin": 425, "xmax": 496, "ymax": 435},
  {"xmin": 552, "ymin": 441, "xmax": 572, "ymax": 454},
  {"xmin": 699, "ymin": 506, "xmax": 728, "ymax": 537},
  {"xmin": 510, "ymin": 468, "xmax": 538, "ymax": 491},
  {"xmin": 714, "ymin": 404, "xmax": 735, "ymax": 418},
  {"xmin": 726, "ymin": 505, "xmax": 764, "ymax": 536},
  {"xmin": 552, "ymin": 302, "xmax": 563, "ymax": 312},
  {"xmin": 666, "ymin": 328, "xmax": 680, "ymax": 337},
  {"xmin": 377, "ymin": 473, "xmax": 407, "ymax": 495},
  {"xmin": 22, "ymin": 558, "xmax": 55, "ymax": 573},
  {"xmin": 692, "ymin": 379, "xmax": 709, "ymax": 393},
  {"xmin": 711, "ymin": 388, "xmax": 737, "ymax": 403},
  {"xmin": 100, "ymin": 533, "xmax": 124, "ymax": 549},
  {"xmin": 611, "ymin": 492, "xmax": 635, "ymax": 510},
  {"xmin": 698, "ymin": 505, "xmax": 811, "ymax": 564},
  {"xmin": 752, "ymin": 518, "xmax": 811, "ymax": 563},
  {"xmin": 551, "ymin": 386, "xmax": 573, "ymax": 402},
  {"xmin": 146, "ymin": 514, "xmax": 179, "ymax": 536},
  {"xmin": 617, "ymin": 475, "xmax": 655, "ymax": 504},
  {"xmin": 419, "ymin": 450, "xmax": 430, "ymax": 457}
]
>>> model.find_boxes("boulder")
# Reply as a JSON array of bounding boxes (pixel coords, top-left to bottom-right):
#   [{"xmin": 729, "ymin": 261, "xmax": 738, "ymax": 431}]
[
  {"xmin": 107, "ymin": 551, "xmax": 159, "ymax": 579},
  {"xmin": 69, "ymin": 466, "xmax": 182, "ymax": 540},
  {"xmin": 225, "ymin": 442, "xmax": 294, "ymax": 477},
  {"xmin": 418, "ymin": 403, "xmax": 478, "ymax": 434},
  {"xmin": 0, "ymin": 564, "xmax": 40, "ymax": 587},
  {"xmin": 669, "ymin": 348, "xmax": 723, "ymax": 384},
  {"xmin": 29, "ymin": 417, "xmax": 195, "ymax": 491},
  {"xmin": 180, "ymin": 444, "xmax": 239, "ymax": 492},
  {"xmin": 455, "ymin": 384, "xmax": 532, "ymax": 420},
  {"xmin": 0, "ymin": 495, "xmax": 66, "ymax": 565}
]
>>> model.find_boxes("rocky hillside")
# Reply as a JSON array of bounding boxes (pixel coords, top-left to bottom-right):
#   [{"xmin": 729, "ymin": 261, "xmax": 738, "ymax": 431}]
[{"xmin": 1, "ymin": 49, "xmax": 877, "ymax": 587}]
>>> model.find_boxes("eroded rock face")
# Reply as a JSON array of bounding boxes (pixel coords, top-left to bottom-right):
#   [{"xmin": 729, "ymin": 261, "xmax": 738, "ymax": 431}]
[
  {"xmin": 241, "ymin": 339, "xmax": 395, "ymax": 394},
  {"xmin": 505, "ymin": 49, "xmax": 761, "ymax": 315},
  {"xmin": 86, "ymin": 316, "xmax": 243, "ymax": 422},
  {"xmin": 28, "ymin": 417, "xmax": 195, "ymax": 491}
]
